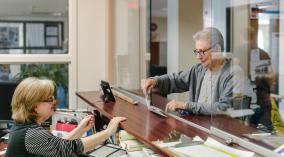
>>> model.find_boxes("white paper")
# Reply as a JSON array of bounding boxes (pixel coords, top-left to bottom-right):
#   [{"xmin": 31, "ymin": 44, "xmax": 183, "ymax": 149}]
[
  {"xmin": 205, "ymin": 137, "xmax": 255, "ymax": 157},
  {"xmin": 169, "ymin": 137, "xmax": 254, "ymax": 157},
  {"xmin": 226, "ymin": 109, "xmax": 255, "ymax": 118},
  {"xmin": 128, "ymin": 151, "xmax": 147, "ymax": 157},
  {"xmin": 154, "ymin": 141, "xmax": 181, "ymax": 148},
  {"xmin": 170, "ymin": 145, "xmax": 232, "ymax": 157}
]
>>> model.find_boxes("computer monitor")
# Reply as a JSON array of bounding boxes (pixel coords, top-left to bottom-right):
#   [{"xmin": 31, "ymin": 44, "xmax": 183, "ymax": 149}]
[{"xmin": 0, "ymin": 81, "xmax": 18, "ymax": 123}]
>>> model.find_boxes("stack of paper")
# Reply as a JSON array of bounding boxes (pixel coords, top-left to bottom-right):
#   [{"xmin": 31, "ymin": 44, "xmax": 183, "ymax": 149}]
[
  {"xmin": 170, "ymin": 137, "xmax": 255, "ymax": 157},
  {"xmin": 120, "ymin": 140, "xmax": 145, "ymax": 152},
  {"xmin": 119, "ymin": 130, "xmax": 136, "ymax": 141},
  {"xmin": 119, "ymin": 130, "xmax": 145, "ymax": 152},
  {"xmin": 128, "ymin": 151, "xmax": 147, "ymax": 157}
]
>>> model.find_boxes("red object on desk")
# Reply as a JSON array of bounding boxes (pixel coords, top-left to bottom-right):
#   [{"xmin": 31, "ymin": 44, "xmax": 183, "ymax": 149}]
[{"xmin": 56, "ymin": 122, "xmax": 77, "ymax": 132}]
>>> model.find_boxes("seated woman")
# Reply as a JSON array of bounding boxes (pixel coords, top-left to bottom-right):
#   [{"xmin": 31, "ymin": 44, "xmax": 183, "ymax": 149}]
[{"xmin": 6, "ymin": 77, "xmax": 126, "ymax": 157}]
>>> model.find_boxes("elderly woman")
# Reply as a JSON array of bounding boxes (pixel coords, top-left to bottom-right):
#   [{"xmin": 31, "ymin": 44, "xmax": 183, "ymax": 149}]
[
  {"xmin": 6, "ymin": 77, "xmax": 126, "ymax": 157},
  {"xmin": 141, "ymin": 27, "xmax": 246, "ymax": 115}
]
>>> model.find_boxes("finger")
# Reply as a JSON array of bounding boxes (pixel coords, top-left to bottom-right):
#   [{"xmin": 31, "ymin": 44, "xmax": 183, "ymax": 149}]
[
  {"xmin": 170, "ymin": 103, "xmax": 176, "ymax": 111},
  {"xmin": 169, "ymin": 105, "xmax": 173, "ymax": 111},
  {"xmin": 141, "ymin": 80, "xmax": 147, "ymax": 91},
  {"xmin": 166, "ymin": 101, "xmax": 174, "ymax": 111},
  {"xmin": 85, "ymin": 115, "xmax": 92, "ymax": 120},
  {"xmin": 114, "ymin": 117, "xmax": 127, "ymax": 123},
  {"xmin": 121, "ymin": 117, "xmax": 127, "ymax": 121},
  {"xmin": 86, "ymin": 114, "xmax": 93, "ymax": 118},
  {"xmin": 118, "ymin": 117, "xmax": 127, "ymax": 122},
  {"xmin": 150, "ymin": 85, "xmax": 155, "ymax": 91},
  {"xmin": 165, "ymin": 104, "xmax": 170, "ymax": 112},
  {"xmin": 90, "ymin": 116, "xmax": 95, "ymax": 121}
]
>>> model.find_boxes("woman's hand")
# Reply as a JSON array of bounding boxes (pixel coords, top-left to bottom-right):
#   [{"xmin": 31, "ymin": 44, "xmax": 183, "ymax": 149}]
[
  {"xmin": 77, "ymin": 114, "xmax": 95, "ymax": 133},
  {"xmin": 106, "ymin": 117, "xmax": 127, "ymax": 135}
]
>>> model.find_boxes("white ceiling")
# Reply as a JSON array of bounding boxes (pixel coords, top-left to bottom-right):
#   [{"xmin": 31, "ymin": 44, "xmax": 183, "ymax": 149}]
[
  {"xmin": 0, "ymin": 0, "xmax": 68, "ymax": 17},
  {"xmin": 0, "ymin": 0, "xmax": 166, "ymax": 18}
]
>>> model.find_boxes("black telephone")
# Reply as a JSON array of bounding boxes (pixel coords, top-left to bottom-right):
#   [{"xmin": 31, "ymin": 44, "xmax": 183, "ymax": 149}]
[{"xmin": 100, "ymin": 80, "xmax": 116, "ymax": 103}]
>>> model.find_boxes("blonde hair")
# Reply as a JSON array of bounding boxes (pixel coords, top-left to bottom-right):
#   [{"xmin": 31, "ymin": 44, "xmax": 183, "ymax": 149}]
[{"xmin": 12, "ymin": 77, "xmax": 55, "ymax": 124}]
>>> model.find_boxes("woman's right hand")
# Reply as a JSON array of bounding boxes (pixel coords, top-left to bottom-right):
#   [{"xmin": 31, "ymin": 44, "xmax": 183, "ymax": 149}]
[
  {"xmin": 106, "ymin": 117, "xmax": 127, "ymax": 135},
  {"xmin": 141, "ymin": 79, "xmax": 156, "ymax": 94}
]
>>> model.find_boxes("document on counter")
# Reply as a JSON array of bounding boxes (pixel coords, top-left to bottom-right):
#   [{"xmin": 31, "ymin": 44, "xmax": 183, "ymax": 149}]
[
  {"xmin": 169, "ymin": 137, "xmax": 254, "ymax": 157},
  {"xmin": 225, "ymin": 109, "xmax": 254, "ymax": 118}
]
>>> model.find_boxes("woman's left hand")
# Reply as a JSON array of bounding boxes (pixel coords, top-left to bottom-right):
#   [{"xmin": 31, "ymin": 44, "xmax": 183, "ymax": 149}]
[{"xmin": 77, "ymin": 114, "xmax": 95, "ymax": 132}]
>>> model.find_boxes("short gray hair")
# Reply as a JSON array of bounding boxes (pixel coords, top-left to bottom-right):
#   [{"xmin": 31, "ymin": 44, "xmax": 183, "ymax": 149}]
[{"xmin": 193, "ymin": 27, "xmax": 224, "ymax": 52}]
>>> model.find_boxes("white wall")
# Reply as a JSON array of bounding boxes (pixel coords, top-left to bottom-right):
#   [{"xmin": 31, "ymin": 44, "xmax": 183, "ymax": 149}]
[
  {"xmin": 231, "ymin": 0, "xmax": 249, "ymax": 75},
  {"xmin": 167, "ymin": 0, "xmax": 179, "ymax": 75},
  {"xmin": 280, "ymin": 0, "xmax": 284, "ymax": 96},
  {"xmin": 203, "ymin": 0, "xmax": 230, "ymax": 51}
]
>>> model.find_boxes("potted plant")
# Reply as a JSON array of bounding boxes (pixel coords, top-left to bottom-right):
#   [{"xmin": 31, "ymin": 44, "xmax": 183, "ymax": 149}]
[{"xmin": 13, "ymin": 64, "xmax": 68, "ymax": 108}]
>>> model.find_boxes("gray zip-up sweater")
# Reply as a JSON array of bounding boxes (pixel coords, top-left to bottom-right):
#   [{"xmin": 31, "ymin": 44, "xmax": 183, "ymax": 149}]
[{"xmin": 153, "ymin": 61, "xmax": 243, "ymax": 115}]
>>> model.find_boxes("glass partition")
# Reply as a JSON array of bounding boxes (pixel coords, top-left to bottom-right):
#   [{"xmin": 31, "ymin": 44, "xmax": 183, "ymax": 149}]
[
  {"xmin": 111, "ymin": 0, "xmax": 141, "ymax": 89},
  {"xmin": 112, "ymin": 0, "xmax": 283, "ymax": 155},
  {"xmin": 209, "ymin": 0, "xmax": 284, "ymax": 154}
]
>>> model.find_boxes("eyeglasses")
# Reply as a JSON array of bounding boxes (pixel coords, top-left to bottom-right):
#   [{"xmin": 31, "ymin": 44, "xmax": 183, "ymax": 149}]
[
  {"xmin": 193, "ymin": 47, "xmax": 212, "ymax": 56},
  {"xmin": 43, "ymin": 96, "xmax": 55, "ymax": 103}
]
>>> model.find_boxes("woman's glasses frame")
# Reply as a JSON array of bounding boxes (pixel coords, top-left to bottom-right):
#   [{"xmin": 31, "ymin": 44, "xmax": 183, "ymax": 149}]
[{"xmin": 43, "ymin": 96, "xmax": 56, "ymax": 103}]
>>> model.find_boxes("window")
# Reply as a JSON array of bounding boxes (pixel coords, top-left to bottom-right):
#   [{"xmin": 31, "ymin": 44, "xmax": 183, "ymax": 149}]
[
  {"xmin": 0, "ymin": 21, "xmax": 65, "ymax": 54},
  {"xmin": 0, "ymin": 0, "xmax": 70, "ymax": 108}
]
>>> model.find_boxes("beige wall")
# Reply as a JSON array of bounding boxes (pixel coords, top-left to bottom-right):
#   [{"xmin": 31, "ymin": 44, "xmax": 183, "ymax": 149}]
[
  {"xmin": 167, "ymin": 0, "xmax": 203, "ymax": 101},
  {"xmin": 77, "ymin": 0, "xmax": 108, "ymax": 91},
  {"xmin": 177, "ymin": 0, "xmax": 203, "ymax": 101},
  {"xmin": 76, "ymin": 0, "xmax": 108, "ymax": 108},
  {"xmin": 178, "ymin": 0, "xmax": 203, "ymax": 71}
]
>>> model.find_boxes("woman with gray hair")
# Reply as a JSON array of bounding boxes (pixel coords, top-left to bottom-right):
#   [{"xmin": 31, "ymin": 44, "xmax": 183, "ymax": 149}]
[
  {"xmin": 141, "ymin": 27, "xmax": 245, "ymax": 115},
  {"xmin": 6, "ymin": 77, "xmax": 126, "ymax": 157}
]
